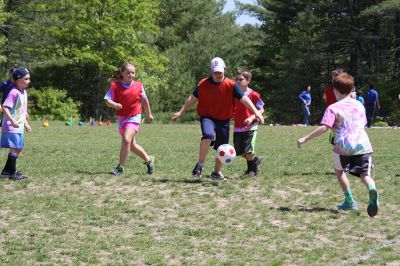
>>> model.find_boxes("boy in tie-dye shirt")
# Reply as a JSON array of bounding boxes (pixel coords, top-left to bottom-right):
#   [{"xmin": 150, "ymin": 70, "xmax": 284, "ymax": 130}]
[{"xmin": 297, "ymin": 72, "xmax": 379, "ymax": 217}]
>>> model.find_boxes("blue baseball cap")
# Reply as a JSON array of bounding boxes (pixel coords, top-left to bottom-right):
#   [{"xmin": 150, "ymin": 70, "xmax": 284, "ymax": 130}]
[{"xmin": 12, "ymin": 67, "xmax": 29, "ymax": 81}]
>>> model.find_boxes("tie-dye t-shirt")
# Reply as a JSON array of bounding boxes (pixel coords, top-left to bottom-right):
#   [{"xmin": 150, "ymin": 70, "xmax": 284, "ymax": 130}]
[
  {"xmin": 320, "ymin": 97, "xmax": 372, "ymax": 156},
  {"xmin": 2, "ymin": 87, "xmax": 28, "ymax": 134}
]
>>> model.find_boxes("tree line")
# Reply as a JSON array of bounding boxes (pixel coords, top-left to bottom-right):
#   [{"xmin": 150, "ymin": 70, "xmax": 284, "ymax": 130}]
[{"xmin": 1, "ymin": 0, "xmax": 399, "ymax": 125}]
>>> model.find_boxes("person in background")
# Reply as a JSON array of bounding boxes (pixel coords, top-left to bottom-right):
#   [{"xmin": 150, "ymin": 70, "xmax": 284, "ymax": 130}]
[
  {"xmin": 299, "ymin": 85, "xmax": 311, "ymax": 126},
  {"xmin": 364, "ymin": 83, "xmax": 380, "ymax": 128}
]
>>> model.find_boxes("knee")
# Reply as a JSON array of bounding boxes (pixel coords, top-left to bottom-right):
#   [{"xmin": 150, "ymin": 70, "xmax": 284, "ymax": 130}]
[{"xmin": 202, "ymin": 133, "xmax": 214, "ymax": 141}]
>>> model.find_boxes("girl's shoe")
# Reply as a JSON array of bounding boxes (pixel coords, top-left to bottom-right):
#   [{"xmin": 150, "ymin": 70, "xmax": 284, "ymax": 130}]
[
  {"xmin": 145, "ymin": 156, "xmax": 154, "ymax": 174},
  {"xmin": 367, "ymin": 189, "xmax": 379, "ymax": 217},
  {"xmin": 111, "ymin": 165, "xmax": 124, "ymax": 175}
]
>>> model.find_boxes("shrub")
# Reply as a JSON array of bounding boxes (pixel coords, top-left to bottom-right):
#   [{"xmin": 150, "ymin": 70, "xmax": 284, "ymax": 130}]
[{"xmin": 29, "ymin": 87, "xmax": 81, "ymax": 121}]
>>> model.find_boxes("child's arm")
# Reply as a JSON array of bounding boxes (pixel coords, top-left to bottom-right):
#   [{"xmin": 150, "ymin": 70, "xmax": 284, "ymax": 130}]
[
  {"xmin": 240, "ymin": 96, "xmax": 264, "ymax": 124},
  {"xmin": 105, "ymin": 99, "xmax": 122, "ymax": 110},
  {"xmin": 2, "ymin": 106, "xmax": 18, "ymax": 128},
  {"xmin": 24, "ymin": 117, "xmax": 31, "ymax": 132},
  {"xmin": 141, "ymin": 98, "xmax": 154, "ymax": 123},
  {"xmin": 172, "ymin": 95, "xmax": 197, "ymax": 122},
  {"xmin": 297, "ymin": 125, "xmax": 329, "ymax": 148},
  {"xmin": 244, "ymin": 107, "xmax": 264, "ymax": 125}
]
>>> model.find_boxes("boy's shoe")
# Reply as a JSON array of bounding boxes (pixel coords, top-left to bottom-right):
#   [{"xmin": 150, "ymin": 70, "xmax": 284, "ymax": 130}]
[
  {"xmin": 253, "ymin": 156, "xmax": 263, "ymax": 176},
  {"xmin": 367, "ymin": 189, "xmax": 379, "ymax": 217},
  {"xmin": 241, "ymin": 170, "xmax": 255, "ymax": 178},
  {"xmin": 209, "ymin": 171, "xmax": 227, "ymax": 181},
  {"xmin": 337, "ymin": 201, "xmax": 358, "ymax": 211},
  {"xmin": 192, "ymin": 162, "xmax": 203, "ymax": 177},
  {"xmin": 9, "ymin": 171, "xmax": 28, "ymax": 180},
  {"xmin": 1, "ymin": 170, "xmax": 10, "ymax": 178},
  {"xmin": 111, "ymin": 165, "xmax": 124, "ymax": 175},
  {"xmin": 144, "ymin": 156, "xmax": 154, "ymax": 174}
]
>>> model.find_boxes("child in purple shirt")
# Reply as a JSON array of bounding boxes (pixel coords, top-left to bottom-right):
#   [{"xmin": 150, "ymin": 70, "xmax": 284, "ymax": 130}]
[
  {"xmin": 1, "ymin": 68, "xmax": 32, "ymax": 180},
  {"xmin": 297, "ymin": 72, "xmax": 379, "ymax": 217}
]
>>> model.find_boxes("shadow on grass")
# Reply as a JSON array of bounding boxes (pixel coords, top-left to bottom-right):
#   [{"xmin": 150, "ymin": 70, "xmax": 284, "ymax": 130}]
[
  {"xmin": 283, "ymin": 171, "xmax": 334, "ymax": 176},
  {"xmin": 75, "ymin": 170, "xmax": 112, "ymax": 175},
  {"xmin": 273, "ymin": 206, "xmax": 339, "ymax": 214},
  {"xmin": 151, "ymin": 177, "xmax": 227, "ymax": 186}
]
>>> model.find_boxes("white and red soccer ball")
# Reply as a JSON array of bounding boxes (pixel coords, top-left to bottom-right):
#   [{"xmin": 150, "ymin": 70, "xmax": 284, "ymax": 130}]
[{"xmin": 216, "ymin": 144, "xmax": 236, "ymax": 164}]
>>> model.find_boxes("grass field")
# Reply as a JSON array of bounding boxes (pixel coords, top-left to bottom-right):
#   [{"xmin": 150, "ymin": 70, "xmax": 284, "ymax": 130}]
[{"xmin": 0, "ymin": 121, "xmax": 399, "ymax": 265}]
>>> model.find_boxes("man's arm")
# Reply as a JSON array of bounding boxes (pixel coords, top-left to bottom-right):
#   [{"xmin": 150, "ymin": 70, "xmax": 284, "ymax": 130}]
[{"xmin": 171, "ymin": 94, "xmax": 198, "ymax": 122}]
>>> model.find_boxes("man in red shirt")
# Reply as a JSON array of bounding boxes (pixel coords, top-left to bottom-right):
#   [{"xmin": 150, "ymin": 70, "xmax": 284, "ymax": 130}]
[{"xmin": 172, "ymin": 57, "xmax": 264, "ymax": 180}]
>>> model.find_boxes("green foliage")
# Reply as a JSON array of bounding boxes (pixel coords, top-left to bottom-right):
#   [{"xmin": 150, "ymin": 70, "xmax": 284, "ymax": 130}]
[{"xmin": 29, "ymin": 87, "xmax": 81, "ymax": 121}]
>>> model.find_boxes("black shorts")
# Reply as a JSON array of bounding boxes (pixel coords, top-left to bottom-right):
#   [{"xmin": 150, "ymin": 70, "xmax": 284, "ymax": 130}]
[
  {"xmin": 200, "ymin": 117, "xmax": 230, "ymax": 150},
  {"xmin": 233, "ymin": 130, "xmax": 257, "ymax": 156},
  {"xmin": 333, "ymin": 153, "xmax": 373, "ymax": 177}
]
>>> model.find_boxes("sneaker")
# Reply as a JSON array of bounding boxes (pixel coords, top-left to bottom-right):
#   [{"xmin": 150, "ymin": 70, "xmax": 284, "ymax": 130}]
[
  {"xmin": 253, "ymin": 156, "xmax": 263, "ymax": 176},
  {"xmin": 1, "ymin": 170, "xmax": 10, "ymax": 178},
  {"xmin": 144, "ymin": 156, "xmax": 154, "ymax": 174},
  {"xmin": 192, "ymin": 162, "xmax": 203, "ymax": 177},
  {"xmin": 9, "ymin": 171, "xmax": 28, "ymax": 180},
  {"xmin": 111, "ymin": 165, "xmax": 124, "ymax": 175},
  {"xmin": 209, "ymin": 171, "xmax": 227, "ymax": 181},
  {"xmin": 337, "ymin": 201, "xmax": 358, "ymax": 211},
  {"xmin": 241, "ymin": 170, "xmax": 255, "ymax": 178},
  {"xmin": 367, "ymin": 189, "xmax": 379, "ymax": 217}
]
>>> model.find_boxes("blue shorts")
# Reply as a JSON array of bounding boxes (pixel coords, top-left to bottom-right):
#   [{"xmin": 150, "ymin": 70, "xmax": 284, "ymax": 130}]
[
  {"xmin": 1, "ymin": 132, "xmax": 24, "ymax": 150},
  {"xmin": 200, "ymin": 117, "xmax": 230, "ymax": 150}
]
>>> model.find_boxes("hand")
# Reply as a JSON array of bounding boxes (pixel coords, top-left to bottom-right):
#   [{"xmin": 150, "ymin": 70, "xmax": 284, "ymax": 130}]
[
  {"xmin": 171, "ymin": 111, "xmax": 181, "ymax": 123},
  {"xmin": 244, "ymin": 117, "xmax": 253, "ymax": 126},
  {"xmin": 255, "ymin": 112, "xmax": 264, "ymax": 124},
  {"xmin": 114, "ymin": 103, "xmax": 122, "ymax": 110},
  {"xmin": 147, "ymin": 114, "xmax": 154, "ymax": 123},
  {"xmin": 25, "ymin": 124, "xmax": 32, "ymax": 132},
  {"xmin": 11, "ymin": 120, "xmax": 19, "ymax": 128},
  {"xmin": 297, "ymin": 137, "xmax": 306, "ymax": 148}
]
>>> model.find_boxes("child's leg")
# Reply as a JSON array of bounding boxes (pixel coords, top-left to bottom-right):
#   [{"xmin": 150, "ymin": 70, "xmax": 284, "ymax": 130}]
[
  {"xmin": 335, "ymin": 169, "xmax": 357, "ymax": 208},
  {"xmin": 130, "ymin": 135, "xmax": 150, "ymax": 162},
  {"xmin": 198, "ymin": 139, "xmax": 211, "ymax": 164},
  {"xmin": 2, "ymin": 148, "xmax": 21, "ymax": 174},
  {"xmin": 119, "ymin": 129, "xmax": 136, "ymax": 167},
  {"xmin": 360, "ymin": 173, "xmax": 379, "ymax": 217}
]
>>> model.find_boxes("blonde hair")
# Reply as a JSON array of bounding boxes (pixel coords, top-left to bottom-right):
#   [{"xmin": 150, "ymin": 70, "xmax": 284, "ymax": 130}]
[{"xmin": 111, "ymin": 62, "xmax": 136, "ymax": 82}]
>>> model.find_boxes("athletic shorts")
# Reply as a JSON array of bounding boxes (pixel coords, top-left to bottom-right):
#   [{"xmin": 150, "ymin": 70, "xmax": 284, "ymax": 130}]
[
  {"xmin": 333, "ymin": 152, "xmax": 373, "ymax": 177},
  {"xmin": 233, "ymin": 130, "xmax": 257, "ymax": 156},
  {"xmin": 200, "ymin": 117, "xmax": 230, "ymax": 150},
  {"xmin": 1, "ymin": 132, "xmax": 24, "ymax": 150},
  {"xmin": 119, "ymin": 122, "xmax": 140, "ymax": 136}
]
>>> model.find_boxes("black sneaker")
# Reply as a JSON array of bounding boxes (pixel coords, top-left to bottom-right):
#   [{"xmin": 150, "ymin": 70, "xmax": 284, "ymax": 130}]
[
  {"xmin": 209, "ymin": 171, "xmax": 227, "ymax": 181},
  {"xmin": 144, "ymin": 156, "xmax": 154, "ymax": 174},
  {"xmin": 9, "ymin": 171, "xmax": 28, "ymax": 180},
  {"xmin": 192, "ymin": 162, "xmax": 203, "ymax": 177},
  {"xmin": 253, "ymin": 156, "xmax": 263, "ymax": 176},
  {"xmin": 111, "ymin": 165, "xmax": 124, "ymax": 175},
  {"xmin": 241, "ymin": 170, "xmax": 255, "ymax": 178},
  {"xmin": 1, "ymin": 170, "xmax": 10, "ymax": 178}
]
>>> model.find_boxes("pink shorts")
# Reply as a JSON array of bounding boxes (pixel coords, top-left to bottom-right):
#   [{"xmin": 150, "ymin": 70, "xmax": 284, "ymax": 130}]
[{"xmin": 119, "ymin": 122, "xmax": 140, "ymax": 136}]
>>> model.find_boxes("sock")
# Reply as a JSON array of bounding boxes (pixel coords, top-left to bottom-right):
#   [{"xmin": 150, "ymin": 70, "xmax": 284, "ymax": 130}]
[
  {"xmin": 343, "ymin": 188, "xmax": 355, "ymax": 203},
  {"xmin": 367, "ymin": 183, "xmax": 376, "ymax": 191},
  {"xmin": 246, "ymin": 160, "xmax": 252, "ymax": 172},
  {"xmin": 197, "ymin": 162, "xmax": 204, "ymax": 167},
  {"xmin": 7, "ymin": 153, "xmax": 18, "ymax": 174}
]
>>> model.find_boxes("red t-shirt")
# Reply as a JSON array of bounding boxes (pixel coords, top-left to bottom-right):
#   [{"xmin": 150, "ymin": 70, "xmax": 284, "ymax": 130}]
[{"xmin": 234, "ymin": 89, "xmax": 261, "ymax": 128}]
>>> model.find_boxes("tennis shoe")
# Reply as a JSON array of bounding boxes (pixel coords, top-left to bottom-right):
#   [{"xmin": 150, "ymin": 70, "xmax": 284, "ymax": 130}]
[
  {"xmin": 145, "ymin": 156, "xmax": 154, "ymax": 174},
  {"xmin": 111, "ymin": 165, "xmax": 124, "ymax": 175},
  {"xmin": 367, "ymin": 189, "xmax": 379, "ymax": 217},
  {"xmin": 337, "ymin": 201, "xmax": 358, "ymax": 211}
]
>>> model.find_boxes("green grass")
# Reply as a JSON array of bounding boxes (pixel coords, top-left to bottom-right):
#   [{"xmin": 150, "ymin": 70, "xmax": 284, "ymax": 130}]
[{"xmin": 0, "ymin": 121, "xmax": 399, "ymax": 265}]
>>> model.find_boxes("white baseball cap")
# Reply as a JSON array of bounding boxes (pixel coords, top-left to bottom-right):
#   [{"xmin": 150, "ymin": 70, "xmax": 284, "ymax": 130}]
[{"xmin": 210, "ymin": 57, "xmax": 226, "ymax": 73}]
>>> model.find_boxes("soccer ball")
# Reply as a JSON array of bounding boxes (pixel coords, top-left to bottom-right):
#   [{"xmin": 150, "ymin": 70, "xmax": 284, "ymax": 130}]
[{"xmin": 216, "ymin": 144, "xmax": 236, "ymax": 164}]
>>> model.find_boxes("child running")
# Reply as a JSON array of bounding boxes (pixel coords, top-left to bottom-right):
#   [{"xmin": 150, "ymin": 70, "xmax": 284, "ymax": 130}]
[
  {"xmin": 104, "ymin": 62, "xmax": 154, "ymax": 175},
  {"xmin": 297, "ymin": 72, "xmax": 379, "ymax": 217},
  {"xmin": 1, "ymin": 67, "xmax": 31, "ymax": 180},
  {"xmin": 233, "ymin": 69, "xmax": 264, "ymax": 177},
  {"xmin": 172, "ymin": 57, "xmax": 264, "ymax": 180}
]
